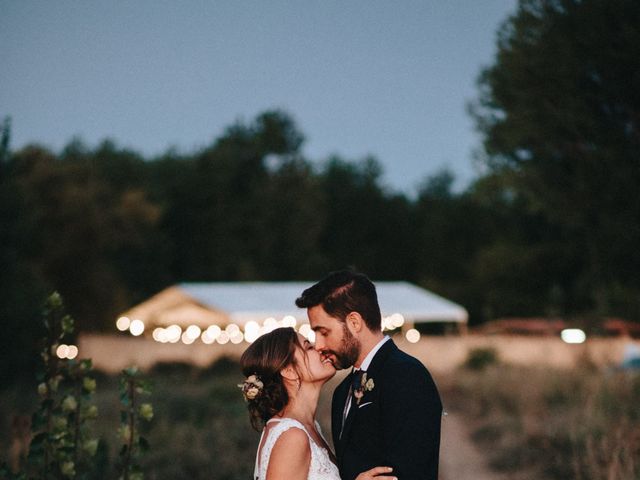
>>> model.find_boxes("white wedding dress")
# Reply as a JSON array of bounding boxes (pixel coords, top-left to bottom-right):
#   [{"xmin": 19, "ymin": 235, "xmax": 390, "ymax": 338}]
[{"xmin": 253, "ymin": 417, "xmax": 341, "ymax": 480}]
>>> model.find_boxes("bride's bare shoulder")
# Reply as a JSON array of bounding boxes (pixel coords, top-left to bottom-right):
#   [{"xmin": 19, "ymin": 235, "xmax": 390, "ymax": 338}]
[{"xmin": 266, "ymin": 427, "xmax": 311, "ymax": 480}]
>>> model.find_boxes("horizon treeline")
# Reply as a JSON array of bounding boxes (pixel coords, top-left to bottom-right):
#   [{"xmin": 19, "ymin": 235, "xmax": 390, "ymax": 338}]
[{"xmin": 2, "ymin": 109, "xmax": 638, "ymax": 333}]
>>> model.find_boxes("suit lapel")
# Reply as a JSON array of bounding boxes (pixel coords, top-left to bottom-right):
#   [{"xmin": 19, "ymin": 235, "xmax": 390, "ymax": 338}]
[
  {"xmin": 332, "ymin": 373, "xmax": 352, "ymax": 460},
  {"xmin": 337, "ymin": 339, "xmax": 398, "ymax": 449}
]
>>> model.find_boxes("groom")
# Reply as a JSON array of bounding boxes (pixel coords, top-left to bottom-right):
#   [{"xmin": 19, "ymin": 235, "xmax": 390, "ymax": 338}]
[{"xmin": 296, "ymin": 270, "xmax": 442, "ymax": 480}]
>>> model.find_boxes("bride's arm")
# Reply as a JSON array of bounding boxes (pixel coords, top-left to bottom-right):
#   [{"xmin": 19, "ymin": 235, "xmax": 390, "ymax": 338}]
[{"xmin": 266, "ymin": 428, "xmax": 311, "ymax": 480}]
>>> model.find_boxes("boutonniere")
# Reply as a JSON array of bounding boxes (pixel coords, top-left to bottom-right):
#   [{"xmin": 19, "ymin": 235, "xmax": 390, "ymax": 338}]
[{"xmin": 354, "ymin": 372, "xmax": 375, "ymax": 405}]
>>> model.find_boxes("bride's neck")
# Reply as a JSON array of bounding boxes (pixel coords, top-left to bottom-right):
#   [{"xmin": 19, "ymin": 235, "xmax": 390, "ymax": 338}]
[{"xmin": 280, "ymin": 383, "xmax": 320, "ymax": 425}]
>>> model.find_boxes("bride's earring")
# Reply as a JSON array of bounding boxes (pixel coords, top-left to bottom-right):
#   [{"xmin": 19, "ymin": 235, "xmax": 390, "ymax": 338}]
[{"xmin": 296, "ymin": 377, "xmax": 301, "ymax": 390}]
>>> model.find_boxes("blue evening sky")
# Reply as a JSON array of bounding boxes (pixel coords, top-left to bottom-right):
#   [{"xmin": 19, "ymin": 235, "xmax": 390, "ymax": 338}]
[{"xmin": 1, "ymin": 0, "xmax": 517, "ymax": 194}]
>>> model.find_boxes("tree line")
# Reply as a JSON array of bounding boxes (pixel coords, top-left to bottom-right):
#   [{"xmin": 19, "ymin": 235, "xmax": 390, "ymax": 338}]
[{"xmin": 1, "ymin": 0, "xmax": 638, "ymax": 379}]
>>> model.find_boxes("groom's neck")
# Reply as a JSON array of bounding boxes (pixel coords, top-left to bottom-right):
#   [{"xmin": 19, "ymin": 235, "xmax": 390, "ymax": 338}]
[{"xmin": 354, "ymin": 330, "xmax": 385, "ymax": 369}]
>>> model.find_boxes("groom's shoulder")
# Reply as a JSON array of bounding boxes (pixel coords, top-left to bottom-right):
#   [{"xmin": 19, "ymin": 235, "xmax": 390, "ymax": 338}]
[{"xmin": 380, "ymin": 342, "xmax": 431, "ymax": 378}]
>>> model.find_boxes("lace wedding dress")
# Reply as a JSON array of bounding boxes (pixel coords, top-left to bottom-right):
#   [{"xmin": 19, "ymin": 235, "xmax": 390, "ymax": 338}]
[{"xmin": 253, "ymin": 417, "xmax": 341, "ymax": 480}]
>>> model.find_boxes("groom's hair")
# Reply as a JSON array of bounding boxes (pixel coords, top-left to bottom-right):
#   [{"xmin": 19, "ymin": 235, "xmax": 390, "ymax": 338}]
[{"xmin": 295, "ymin": 270, "xmax": 382, "ymax": 331}]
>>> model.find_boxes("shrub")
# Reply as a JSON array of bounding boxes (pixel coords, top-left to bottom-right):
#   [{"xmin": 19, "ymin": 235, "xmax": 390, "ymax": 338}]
[{"xmin": 463, "ymin": 347, "xmax": 499, "ymax": 370}]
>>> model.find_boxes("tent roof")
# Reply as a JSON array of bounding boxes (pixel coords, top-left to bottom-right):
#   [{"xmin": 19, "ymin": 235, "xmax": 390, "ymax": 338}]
[
  {"xmin": 121, "ymin": 282, "xmax": 467, "ymax": 328},
  {"xmin": 179, "ymin": 281, "xmax": 467, "ymax": 324}
]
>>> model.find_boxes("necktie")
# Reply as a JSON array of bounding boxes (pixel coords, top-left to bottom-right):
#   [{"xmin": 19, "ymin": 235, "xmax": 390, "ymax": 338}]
[
  {"xmin": 351, "ymin": 369, "xmax": 365, "ymax": 396},
  {"xmin": 340, "ymin": 369, "xmax": 365, "ymax": 438}
]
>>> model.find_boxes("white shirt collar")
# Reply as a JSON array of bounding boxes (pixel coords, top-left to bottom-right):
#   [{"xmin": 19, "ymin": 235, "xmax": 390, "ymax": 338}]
[{"xmin": 357, "ymin": 335, "xmax": 390, "ymax": 371}]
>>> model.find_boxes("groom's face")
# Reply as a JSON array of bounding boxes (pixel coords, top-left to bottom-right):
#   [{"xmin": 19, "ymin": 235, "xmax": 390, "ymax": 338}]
[{"xmin": 308, "ymin": 305, "xmax": 360, "ymax": 370}]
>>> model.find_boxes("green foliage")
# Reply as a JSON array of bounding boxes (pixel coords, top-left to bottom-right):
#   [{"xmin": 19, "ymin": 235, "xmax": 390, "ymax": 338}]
[
  {"xmin": 117, "ymin": 367, "xmax": 153, "ymax": 480},
  {"xmin": 0, "ymin": 292, "xmax": 160, "ymax": 479},
  {"xmin": 471, "ymin": 0, "xmax": 640, "ymax": 315},
  {"xmin": 6, "ymin": 293, "xmax": 101, "ymax": 479},
  {"xmin": 0, "ymin": 116, "xmax": 10, "ymax": 167}
]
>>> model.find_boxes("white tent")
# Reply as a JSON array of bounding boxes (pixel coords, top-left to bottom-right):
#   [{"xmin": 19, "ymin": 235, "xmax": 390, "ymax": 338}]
[{"xmin": 119, "ymin": 282, "xmax": 467, "ymax": 331}]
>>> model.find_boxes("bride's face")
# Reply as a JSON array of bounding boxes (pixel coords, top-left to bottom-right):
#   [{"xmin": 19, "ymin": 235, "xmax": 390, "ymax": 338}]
[{"xmin": 294, "ymin": 333, "xmax": 336, "ymax": 384}]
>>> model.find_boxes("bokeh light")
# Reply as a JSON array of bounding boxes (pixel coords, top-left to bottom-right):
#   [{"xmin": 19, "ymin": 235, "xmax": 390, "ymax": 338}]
[
  {"xmin": 56, "ymin": 344, "xmax": 69, "ymax": 359},
  {"xmin": 56, "ymin": 344, "xmax": 79, "ymax": 359},
  {"xmin": 201, "ymin": 330, "xmax": 215, "ymax": 344},
  {"xmin": 67, "ymin": 345, "xmax": 78, "ymax": 359},
  {"xmin": 166, "ymin": 324, "xmax": 182, "ymax": 343},
  {"xmin": 206, "ymin": 325, "xmax": 221, "ymax": 340},
  {"xmin": 298, "ymin": 323, "xmax": 316, "ymax": 342},
  {"xmin": 391, "ymin": 313, "xmax": 405, "ymax": 328},
  {"xmin": 186, "ymin": 325, "xmax": 201, "ymax": 340},
  {"xmin": 181, "ymin": 331, "xmax": 195, "ymax": 345},
  {"xmin": 225, "ymin": 323, "xmax": 240, "ymax": 336},
  {"xmin": 244, "ymin": 321, "xmax": 261, "ymax": 343},
  {"xmin": 116, "ymin": 316, "xmax": 131, "ymax": 331},
  {"xmin": 129, "ymin": 319, "xmax": 145, "ymax": 336},
  {"xmin": 281, "ymin": 315, "xmax": 297, "ymax": 328},
  {"xmin": 152, "ymin": 327, "xmax": 168, "ymax": 343},
  {"xmin": 230, "ymin": 331, "xmax": 244, "ymax": 344},
  {"xmin": 263, "ymin": 317, "xmax": 278, "ymax": 334},
  {"xmin": 406, "ymin": 328, "xmax": 421, "ymax": 343},
  {"xmin": 561, "ymin": 328, "xmax": 586, "ymax": 344}
]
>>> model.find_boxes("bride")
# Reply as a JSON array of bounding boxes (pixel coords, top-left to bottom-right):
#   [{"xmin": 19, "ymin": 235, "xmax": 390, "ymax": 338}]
[{"xmin": 239, "ymin": 327, "xmax": 395, "ymax": 480}]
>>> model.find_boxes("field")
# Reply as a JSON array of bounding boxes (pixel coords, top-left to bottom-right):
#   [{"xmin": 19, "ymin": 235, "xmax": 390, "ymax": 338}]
[
  {"xmin": 2, "ymin": 353, "xmax": 639, "ymax": 479},
  {"xmin": 448, "ymin": 353, "xmax": 640, "ymax": 480}
]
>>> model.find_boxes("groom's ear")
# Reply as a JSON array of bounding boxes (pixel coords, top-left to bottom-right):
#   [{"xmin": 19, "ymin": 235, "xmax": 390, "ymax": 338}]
[{"xmin": 346, "ymin": 312, "xmax": 364, "ymax": 334}]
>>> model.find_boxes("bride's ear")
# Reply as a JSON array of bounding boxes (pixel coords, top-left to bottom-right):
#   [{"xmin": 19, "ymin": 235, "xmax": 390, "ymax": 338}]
[{"xmin": 279, "ymin": 365, "xmax": 298, "ymax": 382}]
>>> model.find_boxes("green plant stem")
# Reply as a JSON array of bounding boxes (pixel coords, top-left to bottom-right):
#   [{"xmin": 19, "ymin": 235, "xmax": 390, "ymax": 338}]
[
  {"xmin": 72, "ymin": 380, "xmax": 82, "ymax": 474},
  {"xmin": 124, "ymin": 377, "xmax": 136, "ymax": 480}
]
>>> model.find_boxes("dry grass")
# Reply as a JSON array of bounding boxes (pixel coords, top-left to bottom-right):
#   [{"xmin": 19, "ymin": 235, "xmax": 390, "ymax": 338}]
[{"xmin": 448, "ymin": 360, "xmax": 640, "ymax": 480}]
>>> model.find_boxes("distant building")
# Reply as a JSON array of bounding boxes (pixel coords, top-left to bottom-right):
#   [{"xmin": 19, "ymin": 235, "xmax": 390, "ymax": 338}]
[{"xmin": 115, "ymin": 282, "xmax": 469, "ymax": 345}]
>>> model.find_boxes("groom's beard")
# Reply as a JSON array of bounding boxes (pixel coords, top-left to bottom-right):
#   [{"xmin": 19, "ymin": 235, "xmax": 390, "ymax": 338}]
[{"xmin": 331, "ymin": 324, "xmax": 360, "ymax": 370}]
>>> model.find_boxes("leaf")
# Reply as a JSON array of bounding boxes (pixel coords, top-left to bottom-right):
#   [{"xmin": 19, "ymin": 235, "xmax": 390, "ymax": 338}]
[
  {"xmin": 30, "ymin": 432, "xmax": 47, "ymax": 451},
  {"xmin": 138, "ymin": 436, "xmax": 150, "ymax": 453}
]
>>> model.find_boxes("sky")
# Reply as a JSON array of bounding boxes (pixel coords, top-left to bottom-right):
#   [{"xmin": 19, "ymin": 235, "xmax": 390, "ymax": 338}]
[{"xmin": 1, "ymin": 0, "xmax": 517, "ymax": 195}]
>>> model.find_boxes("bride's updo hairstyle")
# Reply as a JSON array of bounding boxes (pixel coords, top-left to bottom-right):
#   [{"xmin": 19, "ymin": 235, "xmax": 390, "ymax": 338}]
[{"xmin": 240, "ymin": 327, "xmax": 302, "ymax": 431}]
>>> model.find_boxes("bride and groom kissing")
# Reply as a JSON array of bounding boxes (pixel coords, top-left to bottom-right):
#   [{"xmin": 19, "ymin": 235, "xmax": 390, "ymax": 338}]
[{"xmin": 239, "ymin": 270, "xmax": 442, "ymax": 480}]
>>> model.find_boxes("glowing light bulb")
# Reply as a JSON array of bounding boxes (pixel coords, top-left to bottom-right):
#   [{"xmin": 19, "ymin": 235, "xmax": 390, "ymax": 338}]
[
  {"xmin": 561, "ymin": 329, "xmax": 586, "ymax": 344},
  {"xmin": 244, "ymin": 321, "xmax": 261, "ymax": 343},
  {"xmin": 391, "ymin": 313, "xmax": 405, "ymax": 328},
  {"xmin": 186, "ymin": 325, "xmax": 201, "ymax": 340},
  {"xmin": 67, "ymin": 345, "xmax": 78, "ymax": 359},
  {"xmin": 129, "ymin": 319, "xmax": 145, "ymax": 336},
  {"xmin": 406, "ymin": 328, "xmax": 420, "ymax": 343},
  {"xmin": 116, "ymin": 317, "xmax": 130, "ymax": 331},
  {"xmin": 206, "ymin": 325, "xmax": 221, "ymax": 340},
  {"xmin": 56, "ymin": 344, "xmax": 69, "ymax": 359},
  {"xmin": 281, "ymin": 315, "xmax": 297, "ymax": 328},
  {"xmin": 181, "ymin": 331, "xmax": 195, "ymax": 345}
]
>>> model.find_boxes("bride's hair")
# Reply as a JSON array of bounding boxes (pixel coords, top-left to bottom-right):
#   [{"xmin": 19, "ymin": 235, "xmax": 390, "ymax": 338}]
[{"xmin": 240, "ymin": 327, "xmax": 302, "ymax": 431}]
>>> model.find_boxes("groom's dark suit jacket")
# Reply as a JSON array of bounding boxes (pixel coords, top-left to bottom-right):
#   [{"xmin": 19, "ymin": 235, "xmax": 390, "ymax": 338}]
[{"xmin": 331, "ymin": 339, "xmax": 442, "ymax": 480}]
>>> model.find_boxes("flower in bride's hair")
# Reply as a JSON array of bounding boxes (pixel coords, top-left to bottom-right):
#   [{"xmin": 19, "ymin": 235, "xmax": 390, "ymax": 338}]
[{"xmin": 238, "ymin": 374, "xmax": 264, "ymax": 401}]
